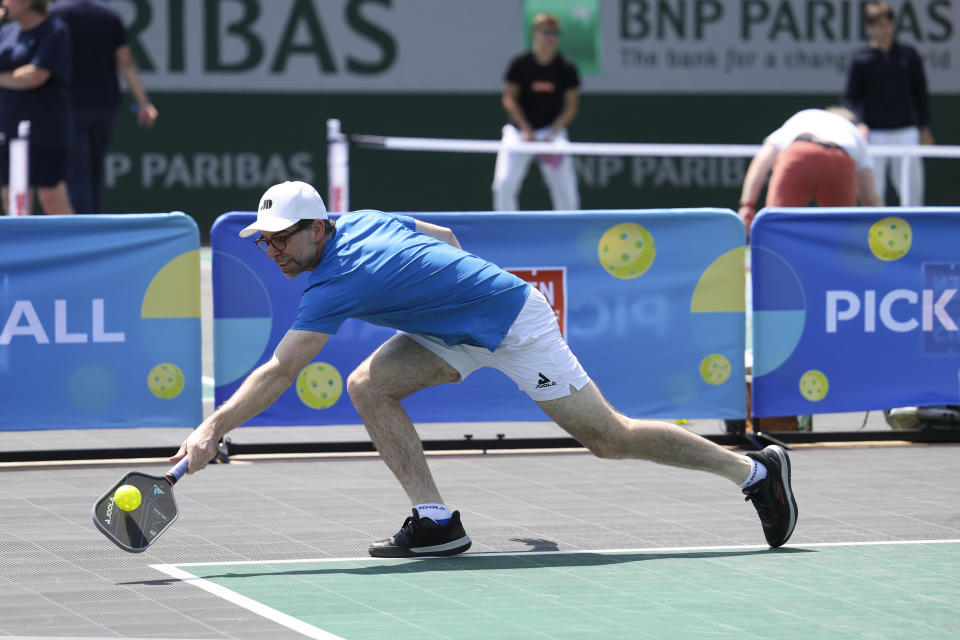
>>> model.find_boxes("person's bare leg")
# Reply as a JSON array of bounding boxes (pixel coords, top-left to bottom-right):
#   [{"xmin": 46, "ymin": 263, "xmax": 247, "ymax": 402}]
[
  {"xmin": 37, "ymin": 182, "xmax": 74, "ymax": 214},
  {"xmin": 538, "ymin": 381, "xmax": 753, "ymax": 484},
  {"xmin": 347, "ymin": 334, "xmax": 460, "ymax": 504}
]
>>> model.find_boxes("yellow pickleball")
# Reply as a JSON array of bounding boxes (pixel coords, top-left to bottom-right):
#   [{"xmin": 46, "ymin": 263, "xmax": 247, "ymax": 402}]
[
  {"xmin": 114, "ymin": 484, "xmax": 142, "ymax": 511},
  {"xmin": 147, "ymin": 363, "xmax": 184, "ymax": 399},
  {"xmin": 699, "ymin": 354, "xmax": 731, "ymax": 385},
  {"xmin": 598, "ymin": 223, "xmax": 656, "ymax": 279},
  {"xmin": 868, "ymin": 216, "xmax": 912, "ymax": 261},
  {"xmin": 799, "ymin": 369, "xmax": 829, "ymax": 402},
  {"xmin": 296, "ymin": 362, "xmax": 343, "ymax": 409}
]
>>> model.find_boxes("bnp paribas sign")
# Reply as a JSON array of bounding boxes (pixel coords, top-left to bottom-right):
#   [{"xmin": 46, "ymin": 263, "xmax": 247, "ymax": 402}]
[{"xmin": 113, "ymin": 0, "xmax": 959, "ymax": 94}]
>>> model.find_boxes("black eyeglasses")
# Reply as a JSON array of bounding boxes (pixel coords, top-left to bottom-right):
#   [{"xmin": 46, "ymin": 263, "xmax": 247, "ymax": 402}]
[{"xmin": 254, "ymin": 221, "xmax": 311, "ymax": 253}]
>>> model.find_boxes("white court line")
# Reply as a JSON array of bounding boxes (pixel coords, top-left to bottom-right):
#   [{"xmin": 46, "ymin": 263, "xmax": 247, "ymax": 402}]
[
  {"xmin": 150, "ymin": 564, "xmax": 346, "ymax": 640},
  {"xmin": 153, "ymin": 537, "xmax": 960, "ymax": 569},
  {"xmin": 152, "ymin": 539, "xmax": 960, "ymax": 639}
]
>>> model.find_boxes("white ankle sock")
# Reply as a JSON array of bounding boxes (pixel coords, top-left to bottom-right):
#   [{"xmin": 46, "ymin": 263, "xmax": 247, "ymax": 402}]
[
  {"xmin": 739, "ymin": 459, "xmax": 768, "ymax": 488},
  {"xmin": 415, "ymin": 503, "xmax": 452, "ymax": 524}
]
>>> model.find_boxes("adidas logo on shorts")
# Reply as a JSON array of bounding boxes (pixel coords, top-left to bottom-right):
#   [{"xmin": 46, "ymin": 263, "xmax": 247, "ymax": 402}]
[{"xmin": 536, "ymin": 373, "xmax": 557, "ymax": 389}]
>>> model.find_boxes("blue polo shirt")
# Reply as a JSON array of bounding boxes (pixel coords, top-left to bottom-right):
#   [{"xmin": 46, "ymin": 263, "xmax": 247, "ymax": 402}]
[
  {"xmin": 292, "ymin": 211, "xmax": 531, "ymax": 351},
  {"xmin": 0, "ymin": 17, "xmax": 71, "ymax": 146}
]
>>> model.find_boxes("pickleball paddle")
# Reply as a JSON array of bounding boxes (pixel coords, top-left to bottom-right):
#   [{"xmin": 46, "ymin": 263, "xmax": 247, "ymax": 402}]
[{"xmin": 92, "ymin": 457, "xmax": 189, "ymax": 553}]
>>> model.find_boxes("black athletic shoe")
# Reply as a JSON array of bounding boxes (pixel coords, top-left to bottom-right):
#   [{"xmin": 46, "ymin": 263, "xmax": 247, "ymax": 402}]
[
  {"xmin": 743, "ymin": 445, "xmax": 798, "ymax": 548},
  {"xmin": 368, "ymin": 509, "xmax": 472, "ymax": 558}
]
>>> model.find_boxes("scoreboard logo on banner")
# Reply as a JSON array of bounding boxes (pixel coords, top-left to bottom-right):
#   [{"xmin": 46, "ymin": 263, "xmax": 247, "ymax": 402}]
[{"xmin": 506, "ymin": 267, "xmax": 567, "ymax": 337}]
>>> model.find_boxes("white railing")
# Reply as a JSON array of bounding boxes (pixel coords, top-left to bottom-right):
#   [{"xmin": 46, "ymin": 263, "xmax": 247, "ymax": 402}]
[{"xmin": 327, "ymin": 118, "xmax": 960, "ymax": 213}]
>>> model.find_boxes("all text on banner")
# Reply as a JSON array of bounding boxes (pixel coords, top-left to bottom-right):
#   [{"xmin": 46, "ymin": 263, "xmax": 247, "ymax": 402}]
[{"xmin": 0, "ymin": 214, "xmax": 202, "ymax": 430}]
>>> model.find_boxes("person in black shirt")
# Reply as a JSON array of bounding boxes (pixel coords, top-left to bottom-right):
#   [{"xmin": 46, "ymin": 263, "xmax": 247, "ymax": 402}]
[
  {"xmin": 48, "ymin": 0, "xmax": 158, "ymax": 214},
  {"xmin": 844, "ymin": 1, "xmax": 933, "ymax": 205},
  {"xmin": 0, "ymin": 0, "xmax": 73, "ymax": 214},
  {"xmin": 493, "ymin": 12, "xmax": 580, "ymax": 211}
]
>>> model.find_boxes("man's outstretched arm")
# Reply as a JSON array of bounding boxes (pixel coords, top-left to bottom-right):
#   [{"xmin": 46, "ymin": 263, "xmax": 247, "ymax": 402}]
[
  {"xmin": 415, "ymin": 219, "xmax": 461, "ymax": 249},
  {"xmin": 171, "ymin": 329, "xmax": 330, "ymax": 472}
]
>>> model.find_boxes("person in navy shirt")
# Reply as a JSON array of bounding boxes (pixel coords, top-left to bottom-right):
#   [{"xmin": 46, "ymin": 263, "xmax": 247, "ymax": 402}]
[
  {"xmin": 0, "ymin": 0, "xmax": 73, "ymax": 214},
  {"xmin": 48, "ymin": 0, "xmax": 157, "ymax": 214},
  {"xmin": 844, "ymin": 1, "xmax": 934, "ymax": 205},
  {"xmin": 173, "ymin": 181, "xmax": 799, "ymax": 558}
]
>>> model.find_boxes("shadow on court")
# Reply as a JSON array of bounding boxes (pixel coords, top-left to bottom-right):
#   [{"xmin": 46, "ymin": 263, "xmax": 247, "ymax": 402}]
[{"xmin": 125, "ymin": 547, "xmax": 814, "ymax": 586}]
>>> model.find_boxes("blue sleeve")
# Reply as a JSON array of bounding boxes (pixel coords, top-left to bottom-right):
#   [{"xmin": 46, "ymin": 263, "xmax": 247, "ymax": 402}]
[
  {"xmin": 33, "ymin": 19, "xmax": 70, "ymax": 80},
  {"xmin": 291, "ymin": 279, "xmax": 357, "ymax": 335},
  {"xmin": 394, "ymin": 213, "xmax": 416, "ymax": 231}
]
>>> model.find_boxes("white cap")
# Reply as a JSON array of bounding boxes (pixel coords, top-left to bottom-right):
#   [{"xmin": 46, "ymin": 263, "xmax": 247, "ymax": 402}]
[{"xmin": 239, "ymin": 181, "xmax": 328, "ymax": 238}]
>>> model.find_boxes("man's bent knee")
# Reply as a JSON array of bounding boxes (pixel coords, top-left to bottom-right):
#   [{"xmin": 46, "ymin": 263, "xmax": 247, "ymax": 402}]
[
  {"xmin": 346, "ymin": 363, "xmax": 378, "ymax": 408},
  {"xmin": 580, "ymin": 431, "xmax": 630, "ymax": 459}
]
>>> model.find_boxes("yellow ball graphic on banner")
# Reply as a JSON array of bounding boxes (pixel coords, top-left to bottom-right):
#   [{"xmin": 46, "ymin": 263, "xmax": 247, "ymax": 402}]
[
  {"xmin": 699, "ymin": 354, "xmax": 731, "ymax": 386},
  {"xmin": 296, "ymin": 362, "xmax": 343, "ymax": 409},
  {"xmin": 598, "ymin": 223, "xmax": 656, "ymax": 279},
  {"xmin": 868, "ymin": 216, "xmax": 912, "ymax": 261},
  {"xmin": 147, "ymin": 363, "xmax": 184, "ymax": 399},
  {"xmin": 799, "ymin": 370, "xmax": 829, "ymax": 402}
]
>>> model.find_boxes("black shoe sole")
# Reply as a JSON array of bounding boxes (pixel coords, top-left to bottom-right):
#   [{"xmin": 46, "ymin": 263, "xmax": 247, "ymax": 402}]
[{"xmin": 368, "ymin": 536, "xmax": 472, "ymax": 558}]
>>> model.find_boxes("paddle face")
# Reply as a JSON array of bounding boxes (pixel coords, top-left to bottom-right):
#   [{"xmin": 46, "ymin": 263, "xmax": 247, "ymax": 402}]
[{"xmin": 92, "ymin": 471, "xmax": 180, "ymax": 553}]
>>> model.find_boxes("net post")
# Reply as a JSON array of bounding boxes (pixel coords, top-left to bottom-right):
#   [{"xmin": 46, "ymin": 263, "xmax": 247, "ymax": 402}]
[
  {"xmin": 327, "ymin": 118, "xmax": 349, "ymax": 213},
  {"xmin": 7, "ymin": 120, "xmax": 30, "ymax": 216}
]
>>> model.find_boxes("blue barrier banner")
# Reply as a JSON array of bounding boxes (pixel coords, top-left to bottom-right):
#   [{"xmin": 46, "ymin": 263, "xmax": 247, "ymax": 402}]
[
  {"xmin": 212, "ymin": 210, "xmax": 746, "ymax": 425},
  {"xmin": 751, "ymin": 208, "xmax": 960, "ymax": 417},
  {"xmin": 0, "ymin": 214, "xmax": 202, "ymax": 430}
]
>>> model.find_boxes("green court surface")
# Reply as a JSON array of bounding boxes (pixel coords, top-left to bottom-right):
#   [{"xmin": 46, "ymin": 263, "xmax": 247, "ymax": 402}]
[{"xmin": 154, "ymin": 540, "xmax": 960, "ymax": 640}]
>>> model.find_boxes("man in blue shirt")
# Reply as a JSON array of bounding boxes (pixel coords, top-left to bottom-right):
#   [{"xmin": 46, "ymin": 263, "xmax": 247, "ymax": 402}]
[{"xmin": 173, "ymin": 181, "xmax": 798, "ymax": 557}]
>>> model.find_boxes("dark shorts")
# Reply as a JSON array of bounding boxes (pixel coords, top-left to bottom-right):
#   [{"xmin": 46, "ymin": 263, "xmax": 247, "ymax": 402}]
[{"xmin": 0, "ymin": 142, "xmax": 69, "ymax": 187}]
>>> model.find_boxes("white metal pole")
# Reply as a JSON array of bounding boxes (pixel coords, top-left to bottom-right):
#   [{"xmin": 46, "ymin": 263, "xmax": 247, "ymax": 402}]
[
  {"xmin": 899, "ymin": 152, "xmax": 912, "ymax": 206},
  {"xmin": 326, "ymin": 119, "xmax": 349, "ymax": 213},
  {"xmin": 8, "ymin": 120, "xmax": 30, "ymax": 216}
]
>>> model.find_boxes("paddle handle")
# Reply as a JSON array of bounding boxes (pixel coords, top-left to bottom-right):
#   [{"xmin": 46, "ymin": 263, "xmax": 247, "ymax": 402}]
[{"xmin": 164, "ymin": 457, "xmax": 190, "ymax": 484}]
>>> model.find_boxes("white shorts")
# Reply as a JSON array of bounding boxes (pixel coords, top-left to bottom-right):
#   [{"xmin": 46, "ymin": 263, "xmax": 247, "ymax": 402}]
[{"xmin": 403, "ymin": 288, "xmax": 591, "ymax": 401}]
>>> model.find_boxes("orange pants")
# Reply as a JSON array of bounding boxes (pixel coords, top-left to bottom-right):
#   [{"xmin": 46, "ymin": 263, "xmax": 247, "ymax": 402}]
[{"xmin": 767, "ymin": 141, "xmax": 857, "ymax": 207}]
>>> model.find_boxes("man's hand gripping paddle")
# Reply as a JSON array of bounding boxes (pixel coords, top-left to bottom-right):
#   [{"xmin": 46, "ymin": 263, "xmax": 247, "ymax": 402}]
[{"xmin": 92, "ymin": 458, "xmax": 189, "ymax": 553}]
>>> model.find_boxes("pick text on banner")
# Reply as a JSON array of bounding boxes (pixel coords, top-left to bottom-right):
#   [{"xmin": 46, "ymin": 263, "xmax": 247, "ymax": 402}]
[{"xmin": 751, "ymin": 208, "xmax": 960, "ymax": 417}]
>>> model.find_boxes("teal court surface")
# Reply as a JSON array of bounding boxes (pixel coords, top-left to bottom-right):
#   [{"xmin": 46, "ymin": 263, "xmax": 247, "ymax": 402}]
[
  {"xmin": 2, "ymin": 444, "xmax": 960, "ymax": 639},
  {"xmin": 154, "ymin": 540, "xmax": 960, "ymax": 640}
]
